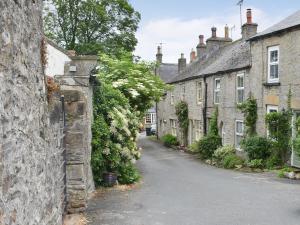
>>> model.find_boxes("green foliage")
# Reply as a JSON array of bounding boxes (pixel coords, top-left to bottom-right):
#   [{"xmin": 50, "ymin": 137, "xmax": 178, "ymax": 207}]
[
  {"xmin": 91, "ymin": 52, "xmax": 168, "ymax": 186},
  {"xmin": 213, "ymin": 145, "xmax": 235, "ymax": 165},
  {"xmin": 188, "ymin": 142, "xmax": 199, "ymax": 153},
  {"xmin": 161, "ymin": 134, "xmax": 178, "ymax": 147},
  {"xmin": 98, "ymin": 52, "xmax": 169, "ymax": 115},
  {"xmin": 293, "ymin": 137, "xmax": 300, "ymax": 158},
  {"xmin": 197, "ymin": 135, "xmax": 222, "ymax": 160},
  {"xmin": 175, "ymin": 101, "xmax": 189, "ymax": 145},
  {"xmin": 265, "ymin": 154, "xmax": 282, "ymax": 169},
  {"xmin": 247, "ymin": 159, "xmax": 264, "ymax": 169},
  {"xmin": 241, "ymin": 136, "xmax": 271, "ymax": 161},
  {"xmin": 293, "ymin": 117, "xmax": 300, "ymax": 158},
  {"xmin": 277, "ymin": 167, "xmax": 294, "ymax": 178},
  {"xmin": 222, "ymin": 154, "xmax": 245, "ymax": 169},
  {"xmin": 118, "ymin": 162, "xmax": 141, "ymax": 184},
  {"xmin": 208, "ymin": 108, "xmax": 219, "ymax": 136},
  {"xmin": 43, "ymin": 0, "xmax": 141, "ymax": 55},
  {"xmin": 265, "ymin": 110, "xmax": 292, "ymax": 165},
  {"xmin": 237, "ymin": 96, "xmax": 257, "ymax": 136}
]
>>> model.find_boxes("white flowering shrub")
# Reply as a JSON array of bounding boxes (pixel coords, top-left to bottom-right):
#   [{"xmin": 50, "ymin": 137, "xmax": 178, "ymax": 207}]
[{"xmin": 92, "ymin": 51, "xmax": 169, "ymax": 186}]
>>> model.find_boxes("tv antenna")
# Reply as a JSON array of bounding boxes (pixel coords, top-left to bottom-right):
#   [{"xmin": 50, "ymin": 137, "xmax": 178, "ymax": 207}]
[{"xmin": 237, "ymin": 0, "xmax": 244, "ymax": 28}]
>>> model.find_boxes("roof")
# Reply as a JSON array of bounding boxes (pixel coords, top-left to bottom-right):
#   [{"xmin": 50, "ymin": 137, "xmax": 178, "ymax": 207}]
[
  {"xmin": 250, "ymin": 10, "xmax": 300, "ymax": 40},
  {"xmin": 170, "ymin": 39, "xmax": 251, "ymax": 84},
  {"xmin": 157, "ymin": 63, "xmax": 178, "ymax": 83}
]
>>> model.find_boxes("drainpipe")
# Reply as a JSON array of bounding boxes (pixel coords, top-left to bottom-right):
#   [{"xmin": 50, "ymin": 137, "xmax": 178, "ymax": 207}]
[
  {"xmin": 203, "ymin": 76, "xmax": 208, "ymax": 135},
  {"xmin": 155, "ymin": 66, "xmax": 159, "ymax": 140}
]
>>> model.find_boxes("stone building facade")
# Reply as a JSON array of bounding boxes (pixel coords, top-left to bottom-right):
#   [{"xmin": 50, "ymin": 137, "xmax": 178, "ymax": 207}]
[{"xmin": 157, "ymin": 9, "xmax": 300, "ymax": 166}]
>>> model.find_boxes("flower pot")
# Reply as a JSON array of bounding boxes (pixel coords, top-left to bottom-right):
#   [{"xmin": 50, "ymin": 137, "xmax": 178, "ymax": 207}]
[{"xmin": 103, "ymin": 172, "xmax": 117, "ymax": 187}]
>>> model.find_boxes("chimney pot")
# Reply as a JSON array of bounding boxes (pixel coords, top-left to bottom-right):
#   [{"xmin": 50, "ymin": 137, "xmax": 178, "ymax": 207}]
[
  {"xmin": 247, "ymin": 8, "xmax": 253, "ymax": 24},
  {"xmin": 190, "ymin": 48, "xmax": 196, "ymax": 63},
  {"xmin": 178, "ymin": 53, "xmax": 187, "ymax": 73},
  {"xmin": 211, "ymin": 27, "xmax": 217, "ymax": 38},
  {"xmin": 156, "ymin": 46, "xmax": 163, "ymax": 63},
  {"xmin": 199, "ymin": 35, "xmax": 204, "ymax": 44},
  {"xmin": 225, "ymin": 25, "xmax": 229, "ymax": 39}
]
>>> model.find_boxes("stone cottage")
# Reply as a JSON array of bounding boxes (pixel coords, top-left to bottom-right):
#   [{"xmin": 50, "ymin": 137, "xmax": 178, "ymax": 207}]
[{"xmin": 157, "ymin": 9, "xmax": 300, "ymax": 166}]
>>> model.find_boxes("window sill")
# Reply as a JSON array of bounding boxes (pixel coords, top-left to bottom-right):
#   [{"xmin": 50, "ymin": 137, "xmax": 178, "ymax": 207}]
[{"xmin": 263, "ymin": 82, "xmax": 281, "ymax": 87}]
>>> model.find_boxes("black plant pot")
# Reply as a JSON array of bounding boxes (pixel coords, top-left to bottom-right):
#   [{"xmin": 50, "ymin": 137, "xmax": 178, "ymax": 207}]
[{"xmin": 103, "ymin": 172, "xmax": 117, "ymax": 187}]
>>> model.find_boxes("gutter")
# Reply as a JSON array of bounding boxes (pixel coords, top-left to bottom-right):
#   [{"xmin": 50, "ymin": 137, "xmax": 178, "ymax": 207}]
[{"xmin": 168, "ymin": 65, "xmax": 251, "ymax": 85}]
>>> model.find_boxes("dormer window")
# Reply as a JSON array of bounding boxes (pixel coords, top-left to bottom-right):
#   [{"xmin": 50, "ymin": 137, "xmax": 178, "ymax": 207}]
[{"xmin": 268, "ymin": 46, "xmax": 279, "ymax": 83}]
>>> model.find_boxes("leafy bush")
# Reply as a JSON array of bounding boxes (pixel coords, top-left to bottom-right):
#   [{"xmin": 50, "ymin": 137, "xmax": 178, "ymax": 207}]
[
  {"xmin": 247, "ymin": 159, "xmax": 264, "ymax": 169},
  {"xmin": 161, "ymin": 134, "xmax": 178, "ymax": 147},
  {"xmin": 265, "ymin": 110, "xmax": 292, "ymax": 165},
  {"xmin": 265, "ymin": 154, "xmax": 282, "ymax": 169},
  {"xmin": 293, "ymin": 137, "xmax": 300, "ymax": 158},
  {"xmin": 213, "ymin": 145, "xmax": 235, "ymax": 165},
  {"xmin": 277, "ymin": 167, "xmax": 294, "ymax": 178},
  {"xmin": 188, "ymin": 142, "xmax": 199, "ymax": 153},
  {"xmin": 118, "ymin": 162, "xmax": 141, "ymax": 184},
  {"xmin": 222, "ymin": 153, "xmax": 244, "ymax": 169},
  {"xmin": 197, "ymin": 135, "xmax": 222, "ymax": 160},
  {"xmin": 241, "ymin": 136, "xmax": 271, "ymax": 161}
]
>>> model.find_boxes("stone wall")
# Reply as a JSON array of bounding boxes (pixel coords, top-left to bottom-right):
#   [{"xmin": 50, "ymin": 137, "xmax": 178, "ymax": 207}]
[
  {"xmin": 0, "ymin": 1, "xmax": 64, "ymax": 224},
  {"xmin": 57, "ymin": 56, "xmax": 97, "ymax": 213}
]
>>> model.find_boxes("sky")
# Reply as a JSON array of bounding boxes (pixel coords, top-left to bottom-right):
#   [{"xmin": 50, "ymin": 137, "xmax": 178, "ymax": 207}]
[{"xmin": 130, "ymin": 0, "xmax": 300, "ymax": 63}]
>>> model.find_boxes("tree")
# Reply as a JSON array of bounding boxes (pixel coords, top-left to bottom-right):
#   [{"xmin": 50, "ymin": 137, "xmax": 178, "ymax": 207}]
[
  {"xmin": 97, "ymin": 51, "xmax": 169, "ymax": 115},
  {"xmin": 43, "ymin": 0, "xmax": 141, "ymax": 55}
]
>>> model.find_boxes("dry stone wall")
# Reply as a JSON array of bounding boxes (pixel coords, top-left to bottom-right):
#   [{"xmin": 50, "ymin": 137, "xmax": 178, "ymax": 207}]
[{"xmin": 0, "ymin": 1, "xmax": 64, "ymax": 224}]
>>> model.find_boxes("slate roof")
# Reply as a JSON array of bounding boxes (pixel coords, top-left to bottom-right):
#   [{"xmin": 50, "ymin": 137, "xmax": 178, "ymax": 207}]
[
  {"xmin": 157, "ymin": 63, "xmax": 178, "ymax": 83},
  {"xmin": 170, "ymin": 39, "xmax": 251, "ymax": 84},
  {"xmin": 250, "ymin": 10, "xmax": 300, "ymax": 40}
]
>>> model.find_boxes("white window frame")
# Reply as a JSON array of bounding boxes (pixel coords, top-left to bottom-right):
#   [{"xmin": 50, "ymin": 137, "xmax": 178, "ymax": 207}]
[
  {"xmin": 267, "ymin": 105, "xmax": 279, "ymax": 114},
  {"xmin": 235, "ymin": 120, "xmax": 244, "ymax": 151},
  {"xmin": 266, "ymin": 105, "xmax": 279, "ymax": 137},
  {"xmin": 145, "ymin": 113, "xmax": 156, "ymax": 124},
  {"xmin": 195, "ymin": 120, "xmax": 202, "ymax": 141},
  {"xmin": 170, "ymin": 119, "xmax": 177, "ymax": 137},
  {"xmin": 196, "ymin": 81, "xmax": 203, "ymax": 104},
  {"xmin": 268, "ymin": 46, "xmax": 280, "ymax": 83},
  {"xmin": 214, "ymin": 78, "xmax": 221, "ymax": 104},
  {"xmin": 180, "ymin": 84, "xmax": 185, "ymax": 101},
  {"xmin": 170, "ymin": 91, "xmax": 175, "ymax": 105},
  {"xmin": 236, "ymin": 73, "xmax": 245, "ymax": 104}
]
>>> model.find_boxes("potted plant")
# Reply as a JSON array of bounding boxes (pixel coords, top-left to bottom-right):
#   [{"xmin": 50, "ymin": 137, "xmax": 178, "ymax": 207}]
[{"xmin": 102, "ymin": 145, "xmax": 120, "ymax": 187}]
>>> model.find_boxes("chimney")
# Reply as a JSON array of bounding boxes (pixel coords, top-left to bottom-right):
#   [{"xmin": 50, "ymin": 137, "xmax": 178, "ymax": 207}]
[
  {"xmin": 211, "ymin": 27, "xmax": 217, "ymax": 38},
  {"xmin": 225, "ymin": 25, "xmax": 229, "ymax": 39},
  {"xmin": 242, "ymin": 9, "xmax": 258, "ymax": 39},
  {"xmin": 247, "ymin": 8, "xmax": 253, "ymax": 24},
  {"xmin": 178, "ymin": 53, "xmax": 187, "ymax": 73},
  {"xmin": 68, "ymin": 50, "xmax": 76, "ymax": 57},
  {"xmin": 196, "ymin": 35, "xmax": 207, "ymax": 59},
  {"xmin": 190, "ymin": 48, "xmax": 196, "ymax": 63},
  {"xmin": 156, "ymin": 46, "xmax": 163, "ymax": 63}
]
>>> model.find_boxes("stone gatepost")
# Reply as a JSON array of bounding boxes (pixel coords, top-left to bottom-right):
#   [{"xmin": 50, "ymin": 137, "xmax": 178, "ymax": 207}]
[{"xmin": 57, "ymin": 55, "xmax": 97, "ymax": 213}]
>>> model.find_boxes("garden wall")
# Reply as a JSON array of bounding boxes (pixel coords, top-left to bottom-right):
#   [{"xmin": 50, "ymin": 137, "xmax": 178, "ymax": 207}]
[{"xmin": 0, "ymin": 1, "xmax": 65, "ymax": 224}]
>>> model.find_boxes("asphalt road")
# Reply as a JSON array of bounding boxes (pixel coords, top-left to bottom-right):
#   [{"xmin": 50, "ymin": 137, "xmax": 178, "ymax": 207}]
[{"xmin": 87, "ymin": 134, "xmax": 300, "ymax": 225}]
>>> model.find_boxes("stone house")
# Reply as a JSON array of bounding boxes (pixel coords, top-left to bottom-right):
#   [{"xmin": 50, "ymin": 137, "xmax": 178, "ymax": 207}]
[{"xmin": 157, "ymin": 9, "xmax": 300, "ymax": 166}]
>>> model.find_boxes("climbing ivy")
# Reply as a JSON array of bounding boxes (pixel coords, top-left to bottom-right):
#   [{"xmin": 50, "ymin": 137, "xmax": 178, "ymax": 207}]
[
  {"xmin": 208, "ymin": 107, "xmax": 219, "ymax": 136},
  {"xmin": 237, "ymin": 95, "xmax": 257, "ymax": 137},
  {"xmin": 175, "ymin": 101, "xmax": 189, "ymax": 145},
  {"xmin": 265, "ymin": 109, "xmax": 292, "ymax": 165}
]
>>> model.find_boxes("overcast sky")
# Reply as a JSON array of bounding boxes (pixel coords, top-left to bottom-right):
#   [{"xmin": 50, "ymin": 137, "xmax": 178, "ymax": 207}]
[{"xmin": 130, "ymin": 0, "xmax": 300, "ymax": 63}]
